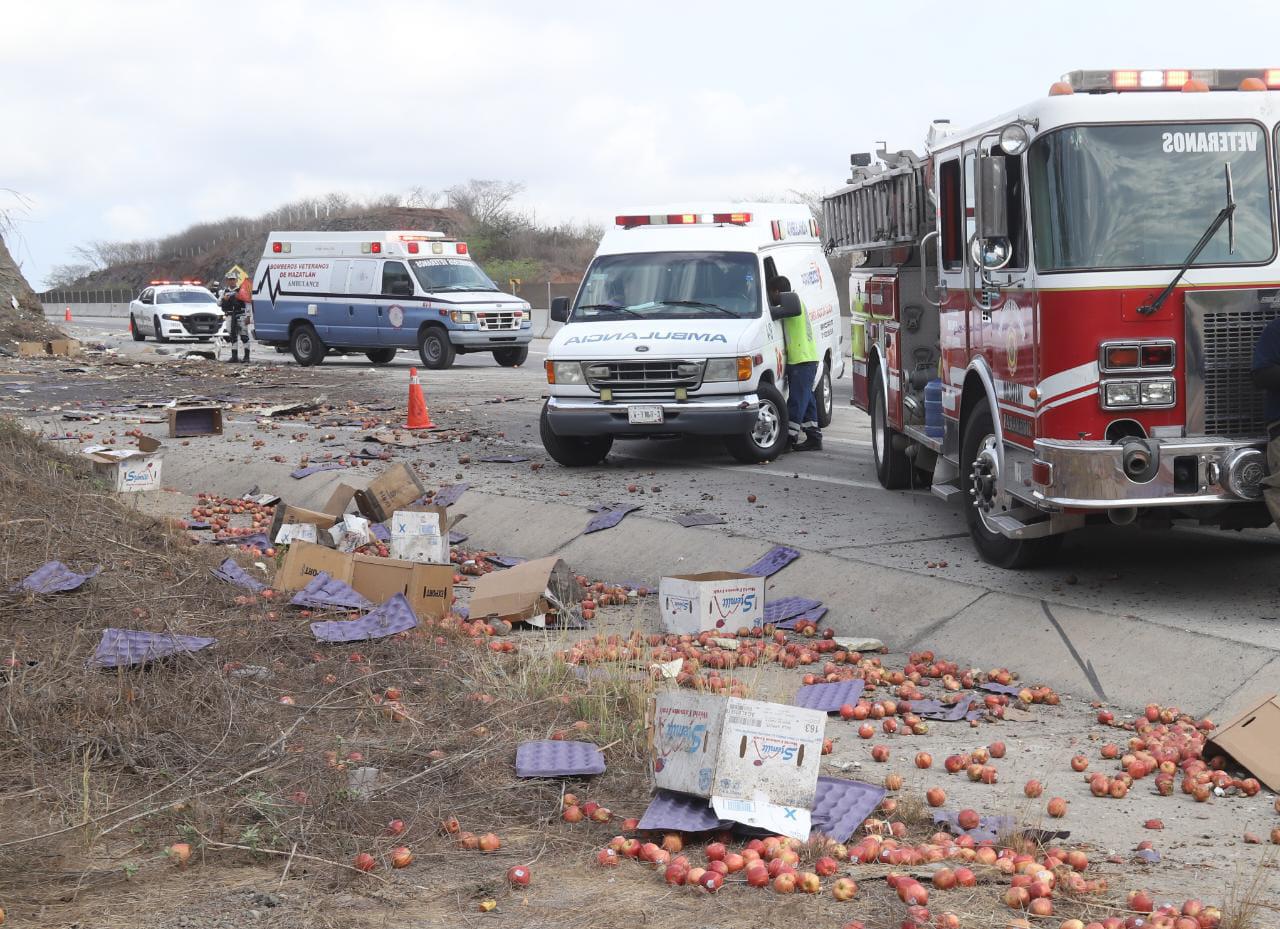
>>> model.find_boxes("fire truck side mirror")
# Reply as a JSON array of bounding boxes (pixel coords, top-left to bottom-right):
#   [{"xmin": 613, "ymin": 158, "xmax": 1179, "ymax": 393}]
[
  {"xmin": 770, "ymin": 292, "xmax": 803, "ymax": 320},
  {"xmin": 977, "ymin": 155, "xmax": 1010, "ymax": 240}
]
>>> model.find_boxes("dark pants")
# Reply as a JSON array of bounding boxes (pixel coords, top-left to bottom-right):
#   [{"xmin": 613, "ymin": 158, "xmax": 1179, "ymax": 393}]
[{"xmin": 786, "ymin": 362, "xmax": 819, "ymax": 442}]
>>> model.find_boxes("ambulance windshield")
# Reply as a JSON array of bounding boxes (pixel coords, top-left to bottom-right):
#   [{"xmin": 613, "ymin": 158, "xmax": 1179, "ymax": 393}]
[
  {"xmin": 1028, "ymin": 122, "xmax": 1273, "ymax": 271},
  {"xmin": 573, "ymin": 252, "xmax": 761, "ymax": 320},
  {"xmin": 410, "ymin": 258, "xmax": 499, "ymax": 292}
]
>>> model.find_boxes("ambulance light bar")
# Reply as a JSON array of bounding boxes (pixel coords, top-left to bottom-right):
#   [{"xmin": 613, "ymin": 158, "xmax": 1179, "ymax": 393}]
[
  {"xmin": 615, "ymin": 212, "xmax": 753, "ymax": 228},
  {"xmin": 1064, "ymin": 69, "xmax": 1280, "ymax": 93}
]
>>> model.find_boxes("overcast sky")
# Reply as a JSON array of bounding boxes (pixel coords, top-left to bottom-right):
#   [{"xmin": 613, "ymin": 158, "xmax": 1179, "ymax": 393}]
[{"xmin": 4, "ymin": 0, "xmax": 1280, "ymax": 287}]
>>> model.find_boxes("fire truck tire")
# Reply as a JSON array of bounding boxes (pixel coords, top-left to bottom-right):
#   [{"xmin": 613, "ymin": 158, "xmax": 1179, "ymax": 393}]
[
  {"xmin": 540, "ymin": 402, "xmax": 613, "ymax": 466},
  {"xmin": 961, "ymin": 406, "xmax": 1064, "ymax": 568},
  {"xmin": 816, "ymin": 363, "xmax": 834, "ymax": 428},
  {"xmin": 871, "ymin": 371, "xmax": 912, "ymax": 489}
]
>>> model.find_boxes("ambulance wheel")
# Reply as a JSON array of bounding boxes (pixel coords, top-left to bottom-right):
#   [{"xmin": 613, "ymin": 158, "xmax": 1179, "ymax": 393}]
[
  {"xmin": 816, "ymin": 363, "xmax": 834, "ymax": 428},
  {"xmin": 725, "ymin": 381, "xmax": 788, "ymax": 464},
  {"xmin": 493, "ymin": 346, "xmax": 528, "ymax": 367},
  {"xmin": 365, "ymin": 348, "xmax": 396, "ymax": 365},
  {"xmin": 153, "ymin": 316, "xmax": 169, "ymax": 344},
  {"xmin": 961, "ymin": 405, "xmax": 1063, "ymax": 569},
  {"xmin": 130, "ymin": 313, "xmax": 145, "ymax": 341},
  {"xmin": 418, "ymin": 326, "xmax": 455, "ymax": 370},
  {"xmin": 540, "ymin": 402, "xmax": 612, "ymax": 466},
  {"xmin": 871, "ymin": 369, "xmax": 911, "ymax": 489},
  {"xmin": 290, "ymin": 324, "xmax": 326, "ymax": 366}
]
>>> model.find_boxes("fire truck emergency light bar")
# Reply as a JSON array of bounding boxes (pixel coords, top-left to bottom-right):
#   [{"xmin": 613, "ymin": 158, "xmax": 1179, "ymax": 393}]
[
  {"xmin": 1064, "ymin": 68, "xmax": 1280, "ymax": 93},
  {"xmin": 615, "ymin": 212, "xmax": 753, "ymax": 228}
]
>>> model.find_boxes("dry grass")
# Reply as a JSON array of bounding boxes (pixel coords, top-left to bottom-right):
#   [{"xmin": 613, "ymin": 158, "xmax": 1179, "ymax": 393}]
[{"xmin": 0, "ymin": 418, "xmax": 655, "ymax": 922}]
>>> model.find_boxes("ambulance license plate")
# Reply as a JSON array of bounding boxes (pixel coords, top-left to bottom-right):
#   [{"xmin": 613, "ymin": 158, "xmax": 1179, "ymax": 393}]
[{"xmin": 628, "ymin": 405, "xmax": 663, "ymax": 425}]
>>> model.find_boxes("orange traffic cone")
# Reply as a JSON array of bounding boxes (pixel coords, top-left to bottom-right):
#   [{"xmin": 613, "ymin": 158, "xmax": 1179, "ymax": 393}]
[
  {"xmin": 127, "ymin": 316, "xmax": 133, "ymax": 336},
  {"xmin": 64, "ymin": 306, "xmax": 72, "ymax": 322},
  {"xmin": 406, "ymin": 367, "xmax": 434, "ymax": 430}
]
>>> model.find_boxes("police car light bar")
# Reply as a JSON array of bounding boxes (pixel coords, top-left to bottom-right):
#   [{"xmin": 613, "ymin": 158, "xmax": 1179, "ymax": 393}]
[
  {"xmin": 615, "ymin": 212, "xmax": 753, "ymax": 228},
  {"xmin": 1064, "ymin": 68, "xmax": 1280, "ymax": 93}
]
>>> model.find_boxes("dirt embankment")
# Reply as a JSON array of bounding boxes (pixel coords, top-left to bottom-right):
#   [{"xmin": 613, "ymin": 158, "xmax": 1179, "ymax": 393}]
[{"xmin": 0, "ymin": 234, "xmax": 61, "ymax": 346}]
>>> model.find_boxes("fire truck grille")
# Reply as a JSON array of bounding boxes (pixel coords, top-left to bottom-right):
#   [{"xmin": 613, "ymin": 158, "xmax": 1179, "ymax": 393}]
[{"xmin": 1197, "ymin": 302, "xmax": 1280, "ymax": 438}]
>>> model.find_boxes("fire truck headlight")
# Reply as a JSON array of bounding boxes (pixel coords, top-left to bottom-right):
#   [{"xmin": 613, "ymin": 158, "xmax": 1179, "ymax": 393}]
[
  {"xmin": 999, "ymin": 123, "xmax": 1031, "ymax": 156},
  {"xmin": 1102, "ymin": 381, "xmax": 1140, "ymax": 408},
  {"xmin": 1139, "ymin": 378, "xmax": 1175, "ymax": 406}
]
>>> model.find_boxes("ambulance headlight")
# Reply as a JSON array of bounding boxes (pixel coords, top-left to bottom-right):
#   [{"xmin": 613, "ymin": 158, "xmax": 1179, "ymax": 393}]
[
  {"xmin": 999, "ymin": 122, "xmax": 1031, "ymax": 156},
  {"xmin": 552, "ymin": 362, "xmax": 585, "ymax": 385},
  {"xmin": 449, "ymin": 311, "xmax": 473, "ymax": 323},
  {"xmin": 704, "ymin": 357, "xmax": 753, "ymax": 382}
]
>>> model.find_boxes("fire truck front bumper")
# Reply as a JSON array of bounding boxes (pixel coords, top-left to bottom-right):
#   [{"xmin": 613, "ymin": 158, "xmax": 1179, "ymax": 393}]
[{"xmin": 1029, "ymin": 436, "xmax": 1269, "ymax": 509}]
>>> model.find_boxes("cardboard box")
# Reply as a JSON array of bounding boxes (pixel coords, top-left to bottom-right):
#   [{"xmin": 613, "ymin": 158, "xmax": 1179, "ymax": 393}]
[
  {"xmin": 1206, "ymin": 693, "xmax": 1280, "ymax": 792},
  {"xmin": 649, "ymin": 692, "xmax": 826, "ymax": 839},
  {"xmin": 270, "ymin": 504, "xmax": 341, "ymax": 545},
  {"xmin": 390, "ymin": 505, "xmax": 448, "ymax": 564},
  {"xmin": 275, "ymin": 540, "xmax": 453, "ymax": 619},
  {"xmin": 83, "ymin": 436, "xmax": 164, "ymax": 492},
  {"xmin": 46, "ymin": 338, "xmax": 81, "ymax": 357},
  {"xmin": 18, "ymin": 341, "xmax": 46, "ymax": 358},
  {"xmin": 168, "ymin": 405, "xmax": 224, "ymax": 437},
  {"xmin": 468, "ymin": 556, "xmax": 579, "ymax": 627},
  {"xmin": 354, "ymin": 463, "xmax": 426, "ymax": 523},
  {"xmin": 659, "ymin": 571, "xmax": 766, "ymax": 635}
]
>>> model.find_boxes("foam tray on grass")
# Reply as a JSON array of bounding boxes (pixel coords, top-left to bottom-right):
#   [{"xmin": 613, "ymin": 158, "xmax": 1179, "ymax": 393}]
[{"xmin": 515, "ymin": 740, "xmax": 606, "ymax": 778}]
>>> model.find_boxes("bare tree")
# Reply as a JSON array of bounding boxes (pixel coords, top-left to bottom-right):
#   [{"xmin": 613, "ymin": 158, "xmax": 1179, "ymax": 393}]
[
  {"xmin": 45, "ymin": 263, "xmax": 94, "ymax": 287},
  {"xmin": 445, "ymin": 179, "xmax": 525, "ymax": 227}
]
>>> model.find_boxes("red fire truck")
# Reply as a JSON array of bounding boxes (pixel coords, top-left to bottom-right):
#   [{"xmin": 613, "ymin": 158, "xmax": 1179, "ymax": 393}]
[{"xmin": 823, "ymin": 69, "xmax": 1280, "ymax": 567}]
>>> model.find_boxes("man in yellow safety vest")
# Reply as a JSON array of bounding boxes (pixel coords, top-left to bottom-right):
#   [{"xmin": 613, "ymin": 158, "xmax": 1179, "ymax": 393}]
[{"xmin": 770, "ymin": 275, "xmax": 821, "ymax": 452}]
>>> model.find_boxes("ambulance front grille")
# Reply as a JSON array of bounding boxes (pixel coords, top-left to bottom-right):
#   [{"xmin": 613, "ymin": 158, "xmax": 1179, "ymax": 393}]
[
  {"xmin": 1195, "ymin": 303, "xmax": 1280, "ymax": 438},
  {"xmin": 477, "ymin": 311, "xmax": 519, "ymax": 330}
]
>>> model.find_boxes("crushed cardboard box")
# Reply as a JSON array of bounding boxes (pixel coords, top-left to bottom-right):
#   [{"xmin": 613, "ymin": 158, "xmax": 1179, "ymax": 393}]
[
  {"xmin": 648, "ymin": 691, "xmax": 826, "ymax": 839},
  {"xmin": 276, "ymin": 540, "xmax": 453, "ymax": 620},
  {"xmin": 354, "ymin": 463, "xmax": 426, "ymax": 523},
  {"xmin": 1206, "ymin": 693, "xmax": 1280, "ymax": 792},
  {"xmin": 18, "ymin": 339, "xmax": 81, "ymax": 358},
  {"xmin": 269, "ymin": 483, "xmax": 358, "ymax": 545},
  {"xmin": 659, "ymin": 571, "xmax": 766, "ymax": 635},
  {"xmin": 468, "ymin": 556, "xmax": 580, "ymax": 628},
  {"xmin": 83, "ymin": 436, "xmax": 164, "ymax": 492}
]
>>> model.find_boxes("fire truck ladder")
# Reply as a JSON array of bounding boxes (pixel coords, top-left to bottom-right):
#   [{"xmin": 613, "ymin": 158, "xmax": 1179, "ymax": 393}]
[{"xmin": 822, "ymin": 156, "xmax": 930, "ymax": 255}]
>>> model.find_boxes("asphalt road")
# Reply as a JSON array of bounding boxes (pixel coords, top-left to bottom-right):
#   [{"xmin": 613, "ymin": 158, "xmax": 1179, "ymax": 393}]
[{"xmin": 39, "ymin": 315, "xmax": 1280, "ymax": 712}]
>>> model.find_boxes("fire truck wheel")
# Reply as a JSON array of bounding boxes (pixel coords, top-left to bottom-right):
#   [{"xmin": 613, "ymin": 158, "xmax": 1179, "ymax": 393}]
[
  {"xmin": 871, "ymin": 370, "xmax": 911, "ymax": 489},
  {"xmin": 816, "ymin": 364, "xmax": 834, "ymax": 428},
  {"xmin": 961, "ymin": 406, "xmax": 1064, "ymax": 568}
]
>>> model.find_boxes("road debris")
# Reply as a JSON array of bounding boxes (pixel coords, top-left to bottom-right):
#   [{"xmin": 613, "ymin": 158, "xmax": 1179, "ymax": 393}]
[
  {"xmin": 88, "ymin": 628, "xmax": 217, "ymax": 669},
  {"xmin": 14, "ymin": 560, "xmax": 101, "ymax": 594}
]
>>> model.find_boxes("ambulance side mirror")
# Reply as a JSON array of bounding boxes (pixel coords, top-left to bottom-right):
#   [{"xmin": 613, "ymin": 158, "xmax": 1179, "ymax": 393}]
[
  {"xmin": 550, "ymin": 296, "xmax": 571, "ymax": 323},
  {"xmin": 770, "ymin": 292, "xmax": 802, "ymax": 320}
]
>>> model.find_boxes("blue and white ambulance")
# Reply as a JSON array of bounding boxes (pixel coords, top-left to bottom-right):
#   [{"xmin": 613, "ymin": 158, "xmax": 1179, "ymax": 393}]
[{"xmin": 249, "ymin": 231, "xmax": 533, "ymax": 368}]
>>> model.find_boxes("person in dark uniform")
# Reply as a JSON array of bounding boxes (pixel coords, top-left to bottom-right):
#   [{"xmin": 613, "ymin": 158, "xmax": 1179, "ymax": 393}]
[
  {"xmin": 218, "ymin": 272, "xmax": 250, "ymax": 362},
  {"xmin": 1252, "ymin": 316, "xmax": 1280, "ymax": 524}
]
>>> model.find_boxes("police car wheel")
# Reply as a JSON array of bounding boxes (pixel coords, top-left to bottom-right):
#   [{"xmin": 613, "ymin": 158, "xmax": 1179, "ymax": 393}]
[
  {"xmin": 418, "ymin": 327, "xmax": 456, "ymax": 370},
  {"xmin": 290, "ymin": 324, "xmax": 326, "ymax": 366},
  {"xmin": 130, "ymin": 314, "xmax": 145, "ymax": 341},
  {"xmin": 871, "ymin": 370, "xmax": 911, "ymax": 489},
  {"xmin": 725, "ymin": 381, "xmax": 788, "ymax": 464},
  {"xmin": 816, "ymin": 364, "xmax": 834, "ymax": 428},
  {"xmin": 153, "ymin": 316, "xmax": 169, "ymax": 343},
  {"xmin": 960, "ymin": 405, "xmax": 1064, "ymax": 569},
  {"xmin": 540, "ymin": 402, "xmax": 612, "ymax": 466},
  {"xmin": 493, "ymin": 346, "xmax": 528, "ymax": 367}
]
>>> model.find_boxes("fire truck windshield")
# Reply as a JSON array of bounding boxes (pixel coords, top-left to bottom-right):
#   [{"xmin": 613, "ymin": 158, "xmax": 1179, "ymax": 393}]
[{"xmin": 1028, "ymin": 122, "xmax": 1274, "ymax": 272}]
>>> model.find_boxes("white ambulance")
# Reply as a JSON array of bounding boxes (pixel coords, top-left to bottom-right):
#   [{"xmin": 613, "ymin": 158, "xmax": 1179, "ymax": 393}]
[
  {"xmin": 542, "ymin": 204, "xmax": 844, "ymax": 465},
  {"xmin": 249, "ymin": 231, "xmax": 533, "ymax": 368}
]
